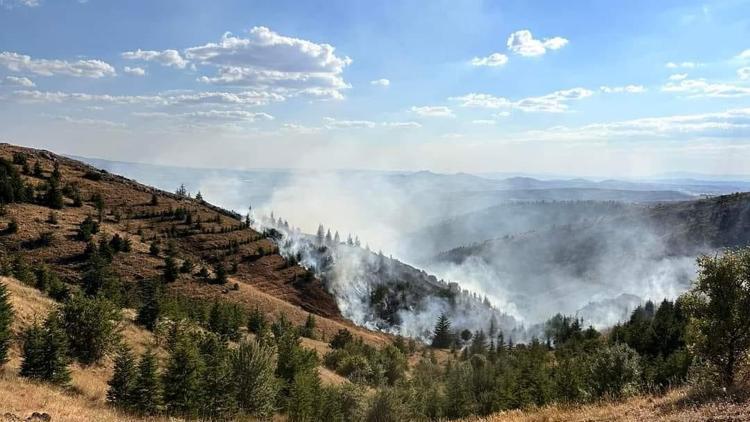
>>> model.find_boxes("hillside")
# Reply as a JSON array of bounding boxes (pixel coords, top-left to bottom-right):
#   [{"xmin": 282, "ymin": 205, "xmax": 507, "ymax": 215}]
[
  {"xmin": 427, "ymin": 192, "xmax": 750, "ymax": 324},
  {"xmin": 0, "ymin": 143, "xmax": 395, "ymax": 344}
]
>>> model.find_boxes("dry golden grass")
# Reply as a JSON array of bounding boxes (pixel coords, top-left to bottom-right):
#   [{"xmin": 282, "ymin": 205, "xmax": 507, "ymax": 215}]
[{"xmin": 465, "ymin": 389, "xmax": 750, "ymax": 422}]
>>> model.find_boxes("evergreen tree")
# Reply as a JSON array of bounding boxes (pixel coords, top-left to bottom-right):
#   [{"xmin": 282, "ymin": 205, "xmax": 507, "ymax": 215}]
[
  {"xmin": 288, "ymin": 370, "xmax": 322, "ymax": 422},
  {"xmin": 247, "ymin": 307, "xmax": 268, "ymax": 334},
  {"xmin": 199, "ymin": 335, "xmax": 236, "ymax": 420},
  {"xmin": 213, "ymin": 262, "xmax": 228, "ymax": 284},
  {"xmin": 133, "ymin": 349, "xmax": 162, "ymax": 415},
  {"xmin": 107, "ymin": 345, "xmax": 137, "ymax": 409},
  {"xmin": 231, "ymin": 339, "xmax": 279, "ymax": 419},
  {"xmin": 163, "ymin": 336, "xmax": 203, "ymax": 416},
  {"xmin": 149, "ymin": 241, "xmax": 160, "ymax": 256},
  {"xmin": 444, "ymin": 361, "xmax": 476, "ymax": 418},
  {"xmin": 19, "ymin": 313, "xmax": 70, "ymax": 385},
  {"xmin": 60, "ymin": 295, "xmax": 121, "ymax": 365},
  {"xmin": 0, "ymin": 282, "xmax": 12, "ymax": 366},
  {"xmin": 300, "ymin": 313, "xmax": 316, "ymax": 339},
  {"xmin": 431, "ymin": 313, "xmax": 453, "ymax": 349},
  {"xmin": 163, "ymin": 255, "xmax": 179, "ymax": 283},
  {"xmin": 137, "ymin": 279, "xmax": 163, "ymax": 330}
]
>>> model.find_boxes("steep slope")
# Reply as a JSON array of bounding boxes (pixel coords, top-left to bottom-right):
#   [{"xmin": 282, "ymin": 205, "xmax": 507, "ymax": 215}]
[{"xmin": 0, "ymin": 143, "xmax": 389, "ymax": 344}]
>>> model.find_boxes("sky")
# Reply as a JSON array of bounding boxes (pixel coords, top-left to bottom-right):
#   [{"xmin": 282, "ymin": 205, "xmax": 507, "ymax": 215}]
[{"xmin": 0, "ymin": 0, "xmax": 749, "ymax": 177}]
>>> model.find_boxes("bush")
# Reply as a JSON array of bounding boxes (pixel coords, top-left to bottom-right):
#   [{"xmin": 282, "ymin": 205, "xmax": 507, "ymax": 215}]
[
  {"xmin": 77, "ymin": 216, "xmax": 99, "ymax": 241},
  {"xmin": 4, "ymin": 218, "xmax": 18, "ymax": 234},
  {"xmin": 586, "ymin": 343, "xmax": 641, "ymax": 399}
]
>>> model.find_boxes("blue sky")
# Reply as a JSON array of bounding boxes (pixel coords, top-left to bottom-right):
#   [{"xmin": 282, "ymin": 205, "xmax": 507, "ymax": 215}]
[{"xmin": 1, "ymin": 0, "xmax": 749, "ymax": 176}]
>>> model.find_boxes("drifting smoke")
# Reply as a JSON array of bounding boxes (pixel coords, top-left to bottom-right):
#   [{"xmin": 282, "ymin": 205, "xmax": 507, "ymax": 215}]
[
  {"xmin": 253, "ymin": 214, "xmax": 521, "ymax": 341},
  {"xmin": 81, "ymin": 157, "xmax": 714, "ymax": 338}
]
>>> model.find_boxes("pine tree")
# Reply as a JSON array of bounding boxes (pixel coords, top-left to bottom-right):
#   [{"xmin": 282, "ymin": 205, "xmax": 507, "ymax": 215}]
[
  {"xmin": 60, "ymin": 295, "xmax": 121, "ymax": 365},
  {"xmin": 213, "ymin": 262, "xmax": 228, "ymax": 284},
  {"xmin": 163, "ymin": 255, "xmax": 179, "ymax": 283},
  {"xmin": 431, "ymin": 313, "xmax": 453, "ymax": 349},
  {"xmin": 247, "ymin": 307, "xmax": 268, "ymax": 334},
  {"xmin": 288, "ymin": 370, "xmax": 322, "ymax": 422},
  {"xmin": 133, "ymin": 349, "xmax": 162, "ymax": 415},
  {"xmin": 444, "ymin": 361, "xmax": 476, "ymax": 418},
  {"xmin": 199, "ymin": 335, "xmax": 237, "ymax": 420},
  {"xmin": 20, "ymin": 313, "xmax": 70, "ymax": 385},
  {"xmin": 232, "ymin": 339, "xmax": 279, "ymax": 419},
  {"xmin": 137, "ymin": 279, "xmax": 162, "ymax": 330},
  {"xmin": 0, "ymin": 282, "xmax": 13, "ymax": 366},
  {"xmin": 107, "ymin": 346, "xmax": 137, "ymax": 409},
  {"xmin": 300, "ymin": 313, "xmax": 316, "ymax": 339},
  {"xmin": 163, "ymin": 337, "xmax": 203, "ymax": 416}
]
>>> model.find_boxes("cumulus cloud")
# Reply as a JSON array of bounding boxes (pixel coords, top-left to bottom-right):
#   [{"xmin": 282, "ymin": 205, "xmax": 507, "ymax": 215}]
[
  {"xmin": 738, "ymin": 67, "xmax": 750, "ymax": 80},
  {"xmin": 449, "ymin": 93, "xmax": 511, "ymax": 109},
  {"xmin": 506, "ymin": 30, "xmax": 568, "ymax": 57},
  {"xmin": 599, "ymin": 85, "xmax": 646, "ymax": 94},
  {"xmin": 123, "ymin": 66, "xmax": 146, "ymax": 76},
  {"xmin": 410, "ymin": 105, "xmax": 455, "ymax": 118},
  {"xmin": 322, "ymin": 117, "xmax": 421, "ymax": 129},
  {"xmin": 0, "ymin": 51, "xmax": 116, "ymax": 78},
  {"xmin": 10, "ymin": 89, "xmax": 284, "ymax": 107},
  {"xmin": 514, "ymin": 87, "xmax": 593, "ymax": 112},
  {"xmin": 470, "ymin": 53, "xmax": 508, "ymax": 67},
  {"xmin": 2, "ymin": 75, "xmax": 35, "ymax": 87},
  {"xmin": 50, "ymin": 115, "xmax": 126, "ymax": 129},
  {"xmin": 121, "ymin": 49, "xmax": 188, "ymax": 68},
  {"xmin": 669, "ymin": 73, "xmax": 688, "ymax": 81},
  {"xmin": 662, "ymin": 78, "xmax": 750, "ymax": 98},
  {"xmin": 323, "ymin": 117, "xmax": 376, "ymax": 129},
  {"xmin": 135, "ymin": 109, "xmax": 274, "ymax": 123},
  {"xmin": 370, "ymin": 78, "xmax": 390, "ymax": 86},
  {"xmin": 736, "ymin": 49, "xmax": 750, "ymax": 60},
  {"xmin": 186, "ymin": 26, "xmax": 351, "ymax": 100}
]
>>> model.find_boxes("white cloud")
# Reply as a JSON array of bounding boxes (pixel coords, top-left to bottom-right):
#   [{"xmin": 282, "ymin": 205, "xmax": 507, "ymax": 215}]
[
  {"xmin": 736, "ymin": 49, "xmax": 750, "ymax": 60},
  {"xmin": 123, "ymin": 66, "xmax": 146, "ymax": 76},
  {"xmin": 506, "ymin": 30, "xmax": 568, "ymax": 57},
  {"xmin": 0, "ymin": 51, "xmax": 115, "ymax": 78},
  {"xmin": 0, "ymin": 0, "xmax": 39, "ymax": 8},
  {"xmin": 526, "ymin": 108, "xmax": 750, "ymax": 141},
  {"xmin": 370, "ymin": 78, "xmax": 390, "ymax": 86},
  {"xmin": 599, "ymin": 85, "xmax": 646, "ymax": 94},
  {"xmin": 323, "ymin": 117, "xmax": 376, "ymax": 129},
  {"xmin": 470, "ymin": 53, "xmax": 508, "ymax": 67},
  {"xmin": 410, "ymin": 105, "xmax": 455, "ymax": 118},
  {"xmin": 186, "ymin": 27, "xmax": 351, "ymax": 100},
  {"xmin": 738, "ymin": 67, "xmax": 750, "ymax": 80},
  {"xmin": 322, "ymin": 117, "xmax": 422, "ymax": 129},
  {"xmin": 139, "ymin": 110, "xmax": 273, "ymax": 122},
  {"xmin": 449, "ymin": 93, "xmax": 511, "ymax": 109},
  {"xmin": 662, "ymin": 78, "xmax": 750, "ymax": 97},
  {"xmin": 450, "ymin": 87, "xmax": 594, "ymax": 113},
  {"xmin": 668, "ymin": 73, "xmax": 688, "ymax": 81},
  {"xmin": 2, "ymin": 75, "xmax": 35, "ymax": 87},
  {"xmin": 50, "ymin": 115, "xmax": 126, "ymax": 129},
  {"xmin": 122, "ymin": 49, "xmax": 188, "ymax": 69},
  {"xmin": 11, "ymin": 89, "xmax": 284, "ymax": 107},
  {"xmin": 381, "ymin": 121, "xmax": 421, "ymax": 128},
  {"xmin": 514, "ymin": 87, "xmax": 593, "ymax": 112},
  {"xmin": 665, "ymin": 61, "xmax": 698, "ymax": 69},
  {"xmin": 472, "ymin": 119, "xmax": 496, "ymax": 125}
]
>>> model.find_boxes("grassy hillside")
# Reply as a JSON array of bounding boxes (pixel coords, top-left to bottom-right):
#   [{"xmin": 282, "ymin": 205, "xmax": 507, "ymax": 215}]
[{"xmin": 0, "ymin": 143, "xmax": 388, "ymax": 345}]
